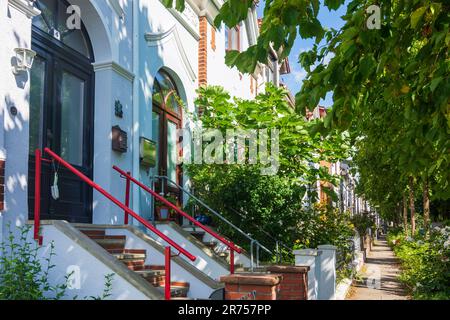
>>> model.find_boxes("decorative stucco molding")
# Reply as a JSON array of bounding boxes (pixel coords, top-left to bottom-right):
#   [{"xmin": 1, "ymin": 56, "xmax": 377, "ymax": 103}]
[
  {"xmin": 8, "ymin": 0, "xmax": 41, "ymax": 18},
  {"xmin": 159, "ymin": 0, "xmax": 200, "ymax": 41},
  {"xmin": 144, "ymin": 26, "xmax": 197, "ymax": 82},
  {"xmin": 92, "ymin": 61, "xmax": 135, "ymax": 82},
  {"xmin": 108, "ymin": 0, "xmax": 125, "ymax": 21}
]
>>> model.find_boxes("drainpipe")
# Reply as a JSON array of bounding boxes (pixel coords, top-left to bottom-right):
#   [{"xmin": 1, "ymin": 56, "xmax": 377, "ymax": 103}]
[{"xmin": 131, "ymin": 0, "xmax": 140, "ymax": 221}]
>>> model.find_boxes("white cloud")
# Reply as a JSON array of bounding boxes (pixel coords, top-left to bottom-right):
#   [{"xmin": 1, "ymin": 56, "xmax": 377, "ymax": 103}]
[{"xmin": 293, "ymin": 69, "xmax": 307, "ymax": 82}]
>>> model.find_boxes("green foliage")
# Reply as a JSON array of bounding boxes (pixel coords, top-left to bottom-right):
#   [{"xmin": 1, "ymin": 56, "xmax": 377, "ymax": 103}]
[
  {"xmin": 350, "ymin": 212, "xmax": 376, "ymax": 236},
  {"xmin": 0, "ymin": 225, "xmax": 115, "ymax": 300},
  {"xmin": 187, "ymin": 164, "xmax": 306, "ymax": 259},
  {"xmin": 387, "ymin": 226, "xmax": 450, "ymax": 299},
  {"xmin": 80, "ymin": 273, "xmax": 115, "ymax": 300},
  {"xmin": 194, "ymin": 84, "xmax": 349, "ymax": 188},
  {"xmin": 185, "ymin": 84, "xmax": 351, "ymax": 259},
  {"xmin": 292, "ymin": 203, "xmax": 355, "ymax": 250},
  {"xmin": 292, "ymin": 203, "xmax": 356, "ymax": 282},
  {"xmin": 297, "ymin": 0, "xmax": 450, "ymax": 218},
  {"xmin": 0, "ymin": 225, "xmax": 69, "ymax": 300},
  {"xmin": 168, "ymin": 0, "xmax": 450, "ymax": 227}
]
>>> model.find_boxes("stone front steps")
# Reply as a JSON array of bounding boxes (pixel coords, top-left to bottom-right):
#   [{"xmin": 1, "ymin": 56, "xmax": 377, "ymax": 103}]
[{"xmin": 79, "ymin": 228, "xmax": 190, "ymax": 298}]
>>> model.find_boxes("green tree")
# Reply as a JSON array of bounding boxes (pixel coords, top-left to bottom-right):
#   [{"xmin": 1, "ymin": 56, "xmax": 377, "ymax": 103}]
[{"xmin": 166, "ymin": 0, "xmax": 450, "ymax": 232}]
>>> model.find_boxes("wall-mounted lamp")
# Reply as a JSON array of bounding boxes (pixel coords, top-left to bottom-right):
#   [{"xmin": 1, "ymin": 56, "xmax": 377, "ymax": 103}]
[{"xmin": 13, "ymin": 48, "xmax": 36, "ymax": 74}]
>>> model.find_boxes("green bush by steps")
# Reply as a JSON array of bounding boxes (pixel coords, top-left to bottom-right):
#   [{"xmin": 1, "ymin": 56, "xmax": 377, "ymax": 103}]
[{"xmin": 387, "ymin": 225, "xmax": 450, "ymax": 300}]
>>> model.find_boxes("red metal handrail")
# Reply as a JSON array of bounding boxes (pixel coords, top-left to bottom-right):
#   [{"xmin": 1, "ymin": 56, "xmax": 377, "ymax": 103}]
[
  {"xmin": 34, "ymin": 148, "xmax": 196, "ymax": 264},
  {"xmin": 113, "ymin": 166, "xmax": 242, "ymax": 253},
  {"xmin": 33, "ymin": 149, "xmax": 43, "ymax": 245},
  {"xmin": 112, "ymin": 165, "xmax": 242, "ymax": 273}
]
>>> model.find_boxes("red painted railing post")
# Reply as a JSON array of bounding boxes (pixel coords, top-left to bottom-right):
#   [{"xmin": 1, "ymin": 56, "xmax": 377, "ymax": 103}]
[
  {"xmin": 165, "ymin": 246, "xmax": 171, "ymax": 300},
  {"xmin": 112, "ymin": 166, "xmax": 243, "ymax": 255},
  {"xmin": 124, "ymin": 173, "xmax": 131, "ymax": 225},
  {"xmin": 34, "ymin": 149, "xmax": 42, "ymax": 245},
  {"xmin": 230, "ymin": 245, "xmax": 235, "ymax": 274}
]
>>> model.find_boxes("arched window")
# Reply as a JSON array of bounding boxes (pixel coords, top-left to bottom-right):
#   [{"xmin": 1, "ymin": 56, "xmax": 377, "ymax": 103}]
[
  {"xmin": 152, "ymin": 70, "xmax": 181, "ymax": 115},
  {"xmin": 32, "ymin": 0, "xmax": 92, "ymax": 59},
  {"xmin": 152, "ymin": 70, "xmax": 183, "ymax": 221}
]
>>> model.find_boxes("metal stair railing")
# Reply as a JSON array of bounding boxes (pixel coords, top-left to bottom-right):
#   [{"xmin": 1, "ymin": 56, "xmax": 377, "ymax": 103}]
[
  {"xmin": 33, "ymin": 148, "xmax": 196, "ymax": 300},
  {"xmin": 113, "ymin": 167, "xmax": 243, "ymax": 274},
  {"xmin": 227, "ymin": 207, "xmax": 293, "ymax": 264},
  {"xmin": 151, "ymin": 175, "xmax": 272, "ymax": 271}
]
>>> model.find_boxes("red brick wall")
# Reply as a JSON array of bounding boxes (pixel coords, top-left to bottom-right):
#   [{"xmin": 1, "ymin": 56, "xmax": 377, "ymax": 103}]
[
  {"xmin": 220, "ymin": 274, "xmax": 282, "ymax": 300},
  {"xmin": 198, "ymin": 16, "xmax": 208, "ymax": 87},
  {"xmin": 267, "ymin": 265, "xmax": 309, "ymax": 300},
  {"xmin": 210, "ymin": 26, "xmax": 216, "ymax": 51},
  {"xmin": 0, "ymin": 160, "xmax": 5, "ymax": 211}
]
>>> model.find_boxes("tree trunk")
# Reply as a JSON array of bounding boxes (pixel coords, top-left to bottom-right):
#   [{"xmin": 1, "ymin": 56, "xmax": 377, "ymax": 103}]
[
  {"xmin": 403, "ymin": 194, "xmax": 408, "ymax": 235},
  {"xmin": 423, "ymin": 177, "xmax": 430, "ymax": 232},
  {"xmin": 409, "ymin": 177, "xmax": 416, "ymax": 236}
]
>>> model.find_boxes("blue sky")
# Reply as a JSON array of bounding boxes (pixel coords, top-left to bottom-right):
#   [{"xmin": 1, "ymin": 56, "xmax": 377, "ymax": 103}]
[{"xmin": 256, "ymin": 2, "xmax": 348, "ymax": 107}]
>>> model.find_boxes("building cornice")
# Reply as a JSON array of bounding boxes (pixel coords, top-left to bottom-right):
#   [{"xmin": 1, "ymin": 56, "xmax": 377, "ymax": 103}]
[
  {"xmin": 8, "ymin": 0, "xmax": 41, "ymax": 18},
  {"xmin": 92, "ymin": 61, "xmax": 135, "ymax": 82}
]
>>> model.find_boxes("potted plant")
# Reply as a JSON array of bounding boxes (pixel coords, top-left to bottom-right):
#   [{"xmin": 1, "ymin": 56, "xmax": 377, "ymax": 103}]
[{"xmin": 155, "ymin": 194, "xmax": 178, "ymax": 221}]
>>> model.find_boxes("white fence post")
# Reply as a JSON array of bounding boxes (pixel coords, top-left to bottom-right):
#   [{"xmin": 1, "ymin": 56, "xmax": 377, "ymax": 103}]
[
  {"xmin": 293, "ymin": 249, "xmax": 320, "ymax": 300},
  {"xmin": 317, "ymin": 245, "xmax": 337, "ymax": 300}
]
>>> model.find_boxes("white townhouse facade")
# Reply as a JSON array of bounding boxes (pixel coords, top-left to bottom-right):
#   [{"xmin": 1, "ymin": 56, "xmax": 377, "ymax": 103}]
[
  {"xmin": 0, "ymin": 0, "xmax": 298, "ymax": 300},
  {"xmin": 0, "ymin": 0, "xmax": 278, "ymax": 233}
]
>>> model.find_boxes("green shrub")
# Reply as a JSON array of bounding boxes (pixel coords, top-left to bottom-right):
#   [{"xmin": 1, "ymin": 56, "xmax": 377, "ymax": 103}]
[
  {"xmin": 0, "ymin": 225, "xmax": 69, "ymax": 300},
  {"xmin": 388, "ymin": 226, "xmax": 450, "ymax": 299},
  {"xmin": 293, "ymin": 203, "xmax": 356, "ymax": 282},
  {"xmin": 0, "ymin": 225, "xmax": 115, "ymax": 300}
]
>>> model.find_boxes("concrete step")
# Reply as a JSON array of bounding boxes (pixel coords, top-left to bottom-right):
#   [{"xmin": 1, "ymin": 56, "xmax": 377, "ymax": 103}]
[
  {"xmin": 113, "ymin": 252, "xmax": 146, "ymax": 262},
  {"xmin": 156, "ymin": 284, "xmax": 190, "ymax": 298},
  {"xmin": 123, "ymin": 260, "xmax": 146, "ymax": 270},
  {"xmin": 135, "ymin": 269, "xmax": 166, "ymax": 277},
  {"xmin": 92, "ymin": 236, "xmax": 127, "ymax": 250},
  {"xmin": 107, "ymin": 249, "xmax": 146, "ymax": 255},
  {"xmin": 142, "ymin": 274, "xmax": 166, "ymax": 286},
  {"xmin": 190, "ymin": 231, "xmax": 206, "ymax": 241},
  {"xmin": 128, "ymin": 264, "xmax": 165, "ymax": 271},
  {"xmin": 234, "ymin": 266, "xmax": 268, "ymax": 273},
  {"xmin": 203, "ymin": 241, "xmax": 218, "ymax": 249},
  {"xmin": 79, "ymin": 229, "xmax": 106, "ymax": 237},
  {"xmin": 218, "ymin": 252, "xmax": 229, "ymax": 258}
]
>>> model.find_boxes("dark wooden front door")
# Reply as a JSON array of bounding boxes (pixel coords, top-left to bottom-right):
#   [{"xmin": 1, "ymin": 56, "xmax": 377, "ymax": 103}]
[{"xmin": 28, "ymin": 1, "xmax": 94, "ymax": 223}]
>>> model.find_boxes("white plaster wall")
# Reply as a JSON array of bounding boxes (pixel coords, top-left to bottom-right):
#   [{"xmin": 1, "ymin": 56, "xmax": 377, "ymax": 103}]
[
  {"xmin": 1, "ymin": 2, "xmax": 35, "ymax": 238},
  {"xmin": 153, "ymin": 223, "xmax": 230, "ymax": 280},
  {"xmin": 0, "ymin": 0, "xmax": 265, "ymax": 242},
  {"xmin": 207, "ymin": 21, "xmax": 257, "ymax": 100},
  {"xmin": 107, "ymin": 228, "xmax": 218, "ymax": 299},
  {"xmin": 35, "ymin": 224, "xmax": 150, "ymax": 300},
  {"xmin": 136, "ymin": 0, "xmax": 199, "ymax": 223}
]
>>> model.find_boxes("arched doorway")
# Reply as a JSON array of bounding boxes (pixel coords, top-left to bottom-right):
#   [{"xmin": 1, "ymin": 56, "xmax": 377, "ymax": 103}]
[
  {"xmin": 152, "ymin": 69, "xmax": 183, "ymax": 221},
  {"xmin": 28, "ymin": 0, "xmax": 94, "ymax": 223}
]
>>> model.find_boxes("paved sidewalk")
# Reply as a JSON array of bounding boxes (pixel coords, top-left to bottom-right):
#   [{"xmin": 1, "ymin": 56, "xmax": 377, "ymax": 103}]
[{"xmin": 346, "ymin": 237, "xmax": 409, "ymax": 300}]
